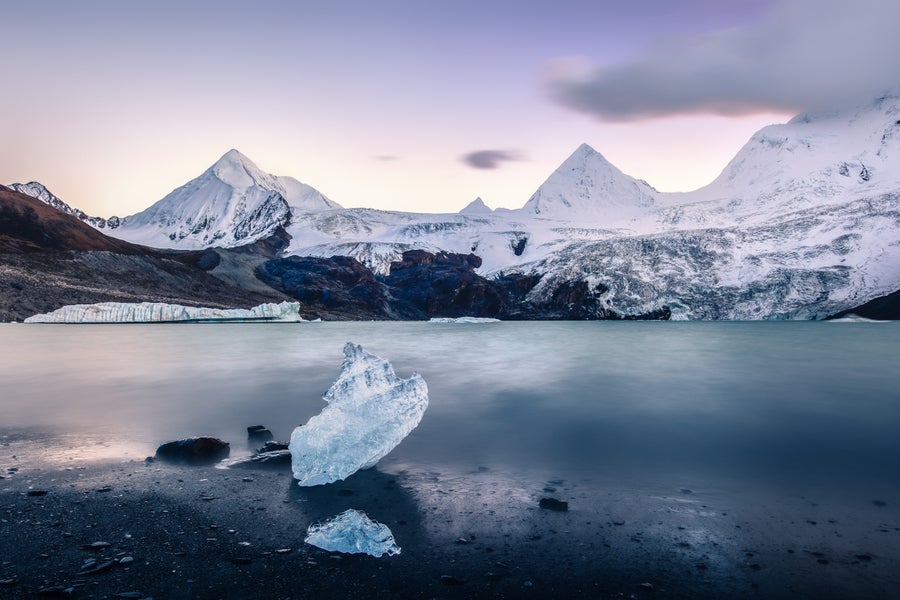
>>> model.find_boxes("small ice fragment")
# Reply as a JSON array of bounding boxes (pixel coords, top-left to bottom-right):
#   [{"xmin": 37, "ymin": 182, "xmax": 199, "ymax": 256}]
[
  {"xmin": 304, "ymin": 509, "xmax": 400, "ymax": 557},
  {"xmin": 290, "ymin": 343, "xmax": 428, "ymax": 486},
  {"xmin": 428, "ymin": 317, "xmax": 500, "ymax": 323}
]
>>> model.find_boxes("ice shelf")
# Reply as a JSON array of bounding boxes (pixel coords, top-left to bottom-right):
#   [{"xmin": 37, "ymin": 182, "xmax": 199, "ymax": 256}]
[{"xmin": 24, "ymin": 301, "xmax": 305, "ymax": 323}]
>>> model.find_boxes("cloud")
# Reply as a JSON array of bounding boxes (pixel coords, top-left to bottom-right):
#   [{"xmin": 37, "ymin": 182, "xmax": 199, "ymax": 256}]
[
  {"xmin": 373, "ymin": 155, "xmax": 399, "ymax": 162},
  {"xmin": 545, "ymin": 0, "xmax": 900, "ymax": 121},
  {"xmin": 461, "ymin": 149, "xmax": 525, "ymax": 170}
]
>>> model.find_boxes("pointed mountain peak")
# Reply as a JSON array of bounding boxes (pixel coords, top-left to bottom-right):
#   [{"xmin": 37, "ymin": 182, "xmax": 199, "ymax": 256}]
[
  {"xmin": 459, "ymin": 197, "xmax": 493, "ymax": 215},
  {"xmin": 208, "ymin": 149, "xmax": 273, "ymax": 189},
  {"xmin": 520, "ymin": 143, "xmax": 657, "ymax": 222}
]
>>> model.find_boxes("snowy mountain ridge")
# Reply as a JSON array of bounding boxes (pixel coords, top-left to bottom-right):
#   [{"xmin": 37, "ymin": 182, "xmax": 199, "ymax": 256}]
[
  {"xmin": 8, "ymin": 182, "xmax": 120, "ymax": 230},
  {"xmin": 10, "ymin": 92, "xmax": 900, "ymax": 319},
  {"xmin": 106, "ymin": 149, "xmax": 340, "ymax": 249}
]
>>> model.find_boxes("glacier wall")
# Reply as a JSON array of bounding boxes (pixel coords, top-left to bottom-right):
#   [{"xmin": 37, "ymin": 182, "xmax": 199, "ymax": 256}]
[{"xmin": 24, "ymin": 301, "xmax": 305, "ymax": 323}]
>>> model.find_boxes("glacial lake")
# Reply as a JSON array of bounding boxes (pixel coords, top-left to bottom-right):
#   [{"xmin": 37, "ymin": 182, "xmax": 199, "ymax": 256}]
[
  {"xmin": 2, "ymin": 321, "xmax": 898, "ymax": 486},
  {"xmin": 1, "ymin": 321, "xmax": 899, "ymax": 597}
]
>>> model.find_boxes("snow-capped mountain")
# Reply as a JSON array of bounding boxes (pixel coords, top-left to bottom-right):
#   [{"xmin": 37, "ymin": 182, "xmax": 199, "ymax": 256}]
[
  {"xmin": 12, "ymin": 91, "xmax": 900, "ymax": 320},
  {"xmin": 107, "ymin": 149, "xmax": 340, "ymax": 248},
  {"xmin": 8, "ymin": 182, "xmax": 120, "ymax": 230},
  {"xmin": 520, "ymin": 143, "xmax": 659, "ymax": 224}
]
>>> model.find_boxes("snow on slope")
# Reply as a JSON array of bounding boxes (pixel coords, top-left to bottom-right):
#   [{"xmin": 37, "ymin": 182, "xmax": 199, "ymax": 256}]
[{"xmin": 108, "ymin": 150, "xmax": 340, "ymax": 249}]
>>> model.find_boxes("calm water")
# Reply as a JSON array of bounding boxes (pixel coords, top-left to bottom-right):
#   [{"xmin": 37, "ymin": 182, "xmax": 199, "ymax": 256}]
[{"xmin": 1, "ymin": 320, "xmax": 898, "ymax": 490}]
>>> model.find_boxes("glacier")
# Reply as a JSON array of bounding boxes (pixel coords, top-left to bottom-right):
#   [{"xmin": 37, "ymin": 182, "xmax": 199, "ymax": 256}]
[
  {"xmin": 289, "ymin": 343, "xmax": 428, "ymax": 486},
  {"xmin": 304, "ymin": 509, "xmax": 400, "ymax": 557},
  {"xmin": 24, "ymin": 301, "xmax": 305, "ymax": 323}
]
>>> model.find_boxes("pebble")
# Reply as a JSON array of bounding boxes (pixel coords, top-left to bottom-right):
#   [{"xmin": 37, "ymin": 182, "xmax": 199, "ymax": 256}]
[
  {"xmin": 36, "ymin": 585, "xmax": 76, "ymax": 596},
  {"xmin": 639, "ymin": 582, "xmax": 654, "ymax": 590},
  {"xmin": 232, "ymin": 557, "xmax": 252, "ymax": 565},
  {"xmin": 539, "ymin": 498, "xmax": 569, "ymax": 512},
  {"xmin": 82, "ymin": 541, "xmax": 112, "ymax": 550},
  {"xmin": 119, "ymin": 556, "xmax": 135, "ymax": 564},
  {"xmin": 117, "ymin": 593, "xmax": 143, "ymax": 599},
  {"xmin": 439, "ymin": 575, "xmax": 466, "ymax": 585},
  {"xmin": 27, "ymin": 490, "xmax": 49, "ymax": 497},
  {"xmin": 96, "ymin": 486, "xmax": 113, "ymax": 493},
  {"xmin": 78, "ymin": 559, "xmax": 116, "ymax": 575},
  {"xmin": 275, "ymin": 548, "xmax": 292, "ymax": 554}
]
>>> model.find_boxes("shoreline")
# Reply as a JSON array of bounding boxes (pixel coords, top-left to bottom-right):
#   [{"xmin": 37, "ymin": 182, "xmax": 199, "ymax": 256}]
[{"xmin": 2, "ymin": 431, "xmax": 898, "ymax": 599}]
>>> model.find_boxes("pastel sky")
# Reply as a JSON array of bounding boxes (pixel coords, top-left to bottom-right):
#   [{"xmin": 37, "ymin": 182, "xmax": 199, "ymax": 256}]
[{"xmin": 2, "ymin": 0, "xmax": 899, "ymax": 217}]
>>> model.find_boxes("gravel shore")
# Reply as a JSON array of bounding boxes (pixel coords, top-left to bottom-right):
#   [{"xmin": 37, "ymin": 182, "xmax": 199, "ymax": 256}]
[{"xmin": 2, "ymin": 430, "xmax": 898, "ymax": 599}]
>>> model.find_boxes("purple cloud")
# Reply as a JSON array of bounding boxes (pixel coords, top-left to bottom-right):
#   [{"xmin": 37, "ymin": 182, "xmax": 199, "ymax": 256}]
[
  {"xmin": 545, "ymin": 0, "xmax": 900, "ymax": 121},
  {"xmin": 461, "ymin": 149, "xmax": 525, "ymax": 170}
]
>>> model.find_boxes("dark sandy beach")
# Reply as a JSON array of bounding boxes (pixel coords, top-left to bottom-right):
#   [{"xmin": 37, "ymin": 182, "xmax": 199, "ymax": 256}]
[{"xmin": 2, "ymin": 429, "xmax": 899, "ymax": 599}]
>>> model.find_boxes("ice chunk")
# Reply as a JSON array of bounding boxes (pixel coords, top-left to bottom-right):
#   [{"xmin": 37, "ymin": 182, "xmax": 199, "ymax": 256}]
[
  {"xmin": 289, "ymin": 343, "xmax": 428, "ymax": 486},
  {"xmin": 304, "ymin": 509, "xmax": 400, "ymax": 557},
  {"xmin": 24, "ymin": 301, "xmax": 305, "ymax": 323},
  {"xmin": 428, "ymin": 317, "xmax": 500, "ymax": 323}
]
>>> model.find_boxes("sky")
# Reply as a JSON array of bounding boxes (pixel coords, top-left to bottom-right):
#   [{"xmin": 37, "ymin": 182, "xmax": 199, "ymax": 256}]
[{"xmin": 2, "ymin": 0, "xmax": 899, "ymax": 218}]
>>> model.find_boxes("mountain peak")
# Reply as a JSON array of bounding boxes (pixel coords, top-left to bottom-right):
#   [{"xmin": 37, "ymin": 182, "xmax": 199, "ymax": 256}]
[
  {"xmin": 520, "ymin": 143, "xmax": 657, "ymax": 222},
  {"xmin": 459, "ymin": 197, "xmax": 493, "ymax": 215},
  {"xmin": 209, "ymin": 149, "xmax": 273, "ymax": 189}
]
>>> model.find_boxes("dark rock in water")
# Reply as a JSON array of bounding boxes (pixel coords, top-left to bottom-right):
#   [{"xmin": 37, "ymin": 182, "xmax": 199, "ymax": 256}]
[
  {"xmin": 27, "ymin": 489, "xmax": 48, "ymax": 496},
  {"xmin": 539, "ymin": 498, "xmax": 569, "ymax": 511},
  {"xmin": 247, "ymin": 425, "xmax": 274, "ymax": 444},
  {"xmin": 259, "ymin": 440, "xmax": 289, "ymax": 453},
  {"xmin": 226, "ymin": 449, "xmax": 292, "ymax": 469},
  {"xmin": 155, "ymin": 437, "xmax": 230, "ymax": 465}
]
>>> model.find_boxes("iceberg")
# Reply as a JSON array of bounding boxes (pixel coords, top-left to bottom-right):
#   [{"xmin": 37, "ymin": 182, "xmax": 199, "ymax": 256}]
[
  {"xmin": 304, "ymin": 509, "xmax": 400, "ymax": 557},
  {"xmin": 428, "ymin": 317, "xmax": 501, "ymax": 323},
  {"xmin": 24, "ymin": 301, "xmax": 305, "ymax": 323},
  {"xmin": 289, "ymin": 343, "xmax": 428, "ymax": 486}
]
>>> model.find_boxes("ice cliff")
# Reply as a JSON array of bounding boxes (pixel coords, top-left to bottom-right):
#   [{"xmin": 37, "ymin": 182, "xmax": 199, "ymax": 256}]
[
  {"xmin": 24, "ymin": 301, "xmax": 304, "ymax": 323},
  {"xmin": 289, "ymin": 343, "xmax": 428, "ymax": 486}
]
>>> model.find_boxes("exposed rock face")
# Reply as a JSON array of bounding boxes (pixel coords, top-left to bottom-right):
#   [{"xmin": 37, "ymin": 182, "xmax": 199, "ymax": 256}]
[
  {"xmin": 830, "ymin": 288, "xmax": 900, "ymax": 320},
  {"xmin": 256, "ymin": 255, "xmax": 387, "ymax": 319},
  {"xmin": 255, "ymin": 249, "xmax": 674, "ymax": 320},
  {"xmin": 386, "ymin": 251, "xmax": 509, "ymax": 319}
]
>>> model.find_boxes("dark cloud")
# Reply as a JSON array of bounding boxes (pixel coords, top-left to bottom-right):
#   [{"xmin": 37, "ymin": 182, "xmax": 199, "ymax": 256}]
[
  {"xmin": 545, "ymin": 0, "xmax": 900, "ymax": 121},
  {"xmin": 461, "ymin": 149, "xmax": 524, "ymax": 170}
]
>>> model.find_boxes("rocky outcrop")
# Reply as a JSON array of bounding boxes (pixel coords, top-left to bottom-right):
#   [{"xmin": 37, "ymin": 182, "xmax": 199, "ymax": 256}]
[
  {"xmin": 829, "ymin": 288, "xmax": 900, "ymax": 320},
  {"xmin": 255, "ymin": 255, "xmax": 387, "ymax": 319},
  {"xmin": 254, "ymin": 249, "xmax": 672, "ymax": 320}
]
